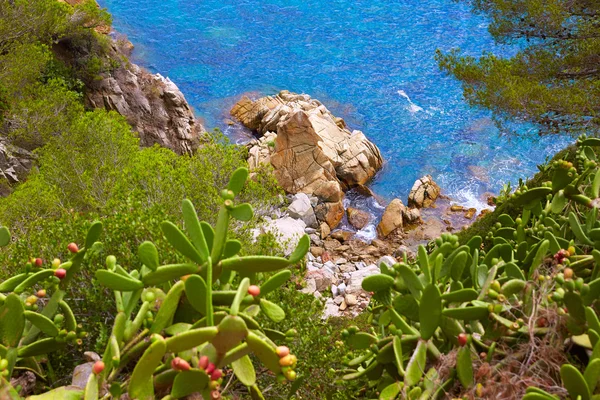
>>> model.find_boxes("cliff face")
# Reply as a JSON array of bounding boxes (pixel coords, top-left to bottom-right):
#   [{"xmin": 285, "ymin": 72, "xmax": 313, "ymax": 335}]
[{"xmin": 85, "ymin": 44, "xmax": 205, "ymax": 155}]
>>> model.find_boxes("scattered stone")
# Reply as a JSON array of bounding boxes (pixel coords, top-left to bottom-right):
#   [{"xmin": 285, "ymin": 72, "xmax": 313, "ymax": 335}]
[
  {"xmin": 339, "ymin": 300, "xmax": 348, "ymax": 311},
  {"xmin": 402, "ymin": 207, "xmax": 422, "ymax": 225},
  {"xmin": 331, "ymin": 285, "xmax": 338, "ymax": 297},
  {"xmin": 377, "ymin": 199, "xmax": 405, "ymax": 237},
  {"xmin": 323, "ymin": 299, "xmax": 340, "ymax": 319},
  {"xmin": 334, "ymin": 296, "xmax": 344, "ymax": 305},
  {"xmin": 288, "ymin": 193, "xmax": 318, "ymax": 228},
  {"xmin": 323, "ymin": 239, "xmax": 342, "ymax": 251},
  {"xmin": 305, "ymin": 227, "xmax": 317, "ymax": 234},
  {"xmin": 355, "ymin": 261, "xmax": 367, "ymax": 270},
  {"xmin": 450, "ymin": 204, "xmax": 464, "ymax": 212},
  {"xmin": 408, "ymin": 175, "xmax": 441, "ymax": 208},
  {"xmin": 347, "ymin": 207, "xmax": 371, "ymax": 230},
  {"xmin": 310, "ymin": 246, "xmax": 324, "ymax": 257},
  {"xmin": 301, "ymin": 278, "xmax": 317, "ymax": 294},
  {"xmin": 337, "ymin": 245, "xmax": 350, "ymax": 252},
  {"xmin": 465, "ymin": 208, "xmax": 477, "ymax": 219},
  {"xmin": 337, "ymin": 282, "xmax": 347, "ymax": 295},
  {"xmin": 321, "ymin": 251, "xmax": 332, "ymax": 263},
  {"xmin": 345, "ymin": 294, "xmax": 358, "ymax": 306},
  {"xmin": 378, "ymin": 256, "xmax": 397, "ymax": 270},
  {"xmin": 320, "ymin": 222, "xmax": 331, "ymax": 239},
  {"xmin": 334, "ymin": 258, "xmax": 348, "ymax": 265},
  {"xmin": 314, "ymin": 201, "xmax": 345, "ymax": 229},
  {"xmin": 340, "ymin": 263, "xmax": 356, "ymax": 273},
  {"xmin": 331, "ymin": 230, "xmax": 353, "ymax": 242},
  {"xmin": 393, "ymin": 245, "xmax": 415, "ymax": 260}
]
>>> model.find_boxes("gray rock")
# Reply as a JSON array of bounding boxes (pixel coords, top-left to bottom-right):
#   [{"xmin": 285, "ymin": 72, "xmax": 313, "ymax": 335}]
[
  {"xmin": 355, "ymin": 261, "xmax": 367, "ymax": 270},
  {"xmin": 288, "ymin": 193, "xmax": 318, "ymax": 228},
  {"xmin": 257, "ymin": 217, "xmax": 307, "ymax": 256},
  {"xmin": 339, "ymin": 263, "xmax": 356, "ymax": 273},
  {"xmin": 334, "ymin": 296, "xmax": 344, "ymax": 305},
  {"xmin": 305, "ymin": 268, "xmax": 335, "ymax": 292},
  {"xmin": 378, "ymin": 256, "xmax": 397, "ymax": 271},
  {"xmin": 301, "ymin": 278, "xmax": 317, "ymax": 294},
  {"xmin": 305, "ymin": 227, "xmax": 317, "ymax": 234},
  {"xmin": 334, "ymin": 258, "xmax": 348, "ymax": 265},
  {"xmin": 337, "ymin": 282, "xmax": 347, "ymax": 295},
  {"xmin": 323, "ymin": 299, "xmax": 341, "ymax": 319},
  {"xmin": 309, "ymin": 233, "xmax": 322, "ymax": 246},
  {"xmin": 331, "ymin": 285, "xmax": 338, "ymax": 297}
]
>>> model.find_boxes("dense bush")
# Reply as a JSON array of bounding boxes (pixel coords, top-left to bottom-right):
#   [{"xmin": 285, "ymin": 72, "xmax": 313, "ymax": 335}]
[{"xmin": 338, "ymin": 137, "xmax": 600, "ymax": 399}]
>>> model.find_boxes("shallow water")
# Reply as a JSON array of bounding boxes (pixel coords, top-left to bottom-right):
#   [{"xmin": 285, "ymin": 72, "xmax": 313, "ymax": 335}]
[{"xmin": 98, "ymin": 0, "xmax": 570, "ymax": 210}]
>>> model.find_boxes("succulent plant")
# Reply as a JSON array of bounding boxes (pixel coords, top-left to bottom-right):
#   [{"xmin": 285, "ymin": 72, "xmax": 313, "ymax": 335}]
[{"xmin": 339, "ymin": 138, "xmax": 600, "ymax": 399}]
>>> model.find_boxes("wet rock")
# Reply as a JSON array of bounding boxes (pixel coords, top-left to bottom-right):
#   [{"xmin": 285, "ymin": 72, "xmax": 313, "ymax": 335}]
[
  {"xmin": 314, "ymin": 200, "xmax": 345, "ymax": 229},
  {"xmin": 402, "ymin": 207, "xmax": 422, "ymax": 225},
  {"xmin": 450, "ymin": 204, "xmax": 464, "ymax": 212},
  {"xmin": 288, "ymin": 193, "xmax": 318, "ymax": 228},
  {"xmin": 408, "ymin": 175, "xmax": 441, "ymax": 208},
  {"xmin": 464, "ymin": 208, "xmax": 477, "ymax": 219},
  {"xmin": 377, "ymin": 199, "xmax": 405, "ymax": 237},
  {"xmin": 347, "ymin": 207, "xmax": 371, "ymax": 230}
]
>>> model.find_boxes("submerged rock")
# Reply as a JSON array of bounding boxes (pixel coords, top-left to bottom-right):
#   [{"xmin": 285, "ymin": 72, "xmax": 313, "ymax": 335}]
[{"xmin": 347, "ymin": 207, "xmax": 371, "ymax": 230}]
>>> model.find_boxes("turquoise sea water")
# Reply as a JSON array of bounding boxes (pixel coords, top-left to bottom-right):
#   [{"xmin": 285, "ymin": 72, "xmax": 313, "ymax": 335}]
[{"xmin": 98, "ymin": 0, "xmax": 570, "ymax": 208}]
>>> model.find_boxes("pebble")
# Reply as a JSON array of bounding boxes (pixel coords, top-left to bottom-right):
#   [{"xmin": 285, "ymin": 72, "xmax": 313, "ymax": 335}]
[
  {"xmin": 345, "ymin": 294, "xmax": 358, "ymax": 306},
  {"xmin": 331, "ymin": 285, "xmax": 338, "ymax": 297},
  {"xmin": 337, "ymin": 282, "xmax": 347, "ymax": 295},
  {"xmin": 339, "ymin": 300, "xmax": 348, "ymax": 311},
  {"xmin": 334, "ymin": 258, "xmax": 348, "ymax": 265},
  {"xmin": 334, "ymin": 296, "xmax": 344, "ymax": 305},
  {"xmin": 305, "ymin": 227, "xmax": 317, "ymax": 234}
]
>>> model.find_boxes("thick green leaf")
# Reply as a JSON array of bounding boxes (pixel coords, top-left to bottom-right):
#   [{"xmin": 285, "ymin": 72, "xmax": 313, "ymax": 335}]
[
  {"xmin": 450, "ymin": 251, "xmax": 468, "ymax": 281},
  {"xmin": 85, "ymin": 221, "xmax": 103, "ymax": 250},
  {"xmin": 13, "ymin": 269, "xmax": 54, "ymax": 294},
  {"xmin": 441, "ymin": 288, "xmax": 478, "ymax": 303},
  {"xmin": 142, "ymin": 264, "xmax": 198, "ymax": 286},
  {"xmin": 569, "ymin": 212, "xmax": 594, "ymax": 246},
  {"xmin": 0, "ymin": 226, "xmax": 10, "ymax": 247},
  {"xmin": 96, "ymin": 270, "xmax": 144, "ymax": 291},
  {"xmin": 456, "ymin": 346, "xmax": 473, "ymax": 388},
  {"xmin": 220, "ymin": 256, "xmax": 290, "ymax": 273},
  {"xmin": 393, "ymin": 294, "xmax": 420, "ymax": 321},
  {"xmin": 228, "ymin": 167, "xmax": 249, "ymax": 195},
  {"xmin": 231, "ymin": 278, "xmax": 250, "ymax": 316},
  {"xmin": 165, "ymin": 327, "xmax": 218, "ymax": 353},
  {"xmin": 397, "ymin": 264, "xmax": 424, "ymax": 298},
  {"xmin": 0, "ymin": 273, "xmax": 29, "ymax": 292},
  {"xmin": 260, "ymin": 270, "xmax": 292, "ymax": 296},
  {"xmin": 26, "ymin": 386, "xmax": 83, "ymax": 400},
  {"xmin": 515, "ymin": 187, "xmax": 552, "ymax": 206},
  {"xmin": 288, "ymin": 234, "xmax": 310, "ymax": 264},
  {"xmin": 161, "ymin": 221, "xmax": 204, "ymax": 264},
  {"xmin": 393, "ymin": 335, "xmax": 404, "ymax": 376},
  {"xmin": 260, "ymin": 299, "xmax": 285, "ymax": 322},
  {"xmin": 561, "ymin": 363, "xmax": 591, "ymax": 400},
  {"xmin": 246, "ymin": 331, "xmax": 280, "ymax": 374},
  {"xmin": 129, "ymin": 336, "xmax": 167, "ymax": 400},
  {"xmin": 404, "ymin": 340, "xmax": 427, "ymax": 387},
  {"xmin": 232, "ymin": 354, "xmax": 257, "ymax": 386},
  {"xmin": 419, "ymin": 284, "xmax": 441, "ymax": 340},
  {"xmin": 151, "ymin": 280, "xmax": 185, "ymax": 334},
  {"xmin": 171, "ymin": 369, "xmax": 209, "ymax": 398},
  {"xmin": 24, "ymin": 311, "xmax": 59, "ymax": 337},
  {"xmin": 182, "ymin": 199, "xmax": 209, "ymax": 261},
  {"xmin": 184, "ymin": 275, "xmax": 207, "ymax": 315},
  {"xmin": 18, "ymin": 337, "xmax": 65, "ymax": 357},
  {"xmin": 200, "ymin": 222, "xmax": 214, "ymax": 251},
  {"xmin": 224, "ymin": 240, "xmax": 242, "ymax": 258},
  {"xmin": 138, "ymin": 241, "xmax": 159, "ymax": 271},
  {"xmin": 0, "ymin": 294, "xmax": 24, "ymax": 347},
  {"xmin": 230, "ymin": 203, "xmax": 254, "ymax": 221},
  {"xmin": 379, "ymin": 382, "xmax": 402, "ymax": 400},
  {"xmin": 442, "ymin": 306, "xmax": 489, "ymax": 320},
  {"xmin": 564, "ymin": 292, "xmax": 586, "ymax": 323},
  {"xmin": 551, "ymin": 190, "xmax": 567, "ymax": 214},
  {"xmin": 362, "ymin": 274, "xmax": 395, "ymax": 292},
  {"xmin": 585, "ymin": 359, "xmax": 600, "ymax": 392},
  {"xmin": 83, "ymin": 373, "xmax": 98, "ymax": 400},
  {"xmin": 348, "ymin": 332, "xmax": 377, "ymax": 350}
]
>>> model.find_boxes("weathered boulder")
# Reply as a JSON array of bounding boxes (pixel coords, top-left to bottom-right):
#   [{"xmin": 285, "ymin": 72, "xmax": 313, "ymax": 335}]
[
  {"xmin": 347, "ymin": 207, "xmax": 371, "ymax": 230},
  {"xmin": 408, "ymin": 175, "xmax": 440, "ymax": 208},
  {"xmin": 86, "ymin": 55, "xmax": 204, "ymax": 155},
  {"xmin": 287, "ymin": 193, "xmax": 318, "ymax": 228},
  {"xmin": 233, "ymin": 91, "xmax": 383, "ymax": 229},
  {"xmin": 377, "ymin": 199, "xmax": 406, "ymax": 238},
  {"xmin": 0, "ymin": 140, "xmax": 34, "ymax": 195},
  {"xmin": 402, "ymin": 207, "xmax": 422, "ymax": 225},
  {"xmin": 346, "ymin": 264, "xmax": 380, "ymax": 294},
  {"xmin": 256, "ymin": 217, "xmax": 306, "ymax": 255}
]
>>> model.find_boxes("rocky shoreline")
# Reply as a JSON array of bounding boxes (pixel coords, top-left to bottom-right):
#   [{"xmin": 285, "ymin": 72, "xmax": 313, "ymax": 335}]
[{"xmin": 229, "ymin": 91, "xmax": 494, "ymax": 318}]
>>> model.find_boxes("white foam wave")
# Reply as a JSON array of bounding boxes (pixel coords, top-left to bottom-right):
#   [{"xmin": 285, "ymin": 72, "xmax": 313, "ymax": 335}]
[
  {"xmin": 397, "ymin": 90, "xmax": 424, "ymax": 113},
  {"xmin": 355, "ymin": 224, "xmax": 378, "ymax": 242}
]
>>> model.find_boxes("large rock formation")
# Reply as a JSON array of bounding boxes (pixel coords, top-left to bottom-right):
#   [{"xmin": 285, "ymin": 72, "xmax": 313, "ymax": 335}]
[
  {"xmin": 86, "ymin": 60, "xmax": 204, "ymax": 155},
  {"xmin": 408, "ymin": 175, "xmax": 441, "ymax": 208},
  {"xmin": 232, "ymin": 91, "xmax": 383, "ymax": 229}
]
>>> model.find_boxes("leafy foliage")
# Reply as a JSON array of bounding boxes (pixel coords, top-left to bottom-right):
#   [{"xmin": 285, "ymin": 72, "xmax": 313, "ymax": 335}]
[{"xmin": 437, "ymin": 0, "xmax": 600, "ymax": 135}]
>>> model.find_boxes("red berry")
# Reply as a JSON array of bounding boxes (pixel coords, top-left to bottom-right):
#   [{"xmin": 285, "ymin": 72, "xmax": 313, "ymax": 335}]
[
  {"xmin": 35, "ymin": 258, "xmax": 43, "ymax": 267},
  {"xmin": 198, "ymin": 355, "xmax": 209, "ymax": 370},
  {"xmin": 92, "ymin": 361, "xmax": 105, "ymax": 375},
  {"xmin": 458, "ymin": 333, "xmax": 468, "ymax": 347},
  {"xmin": 564, "ymin": 268, "xmax": 574, "ymax": 280},
  {"xmin": 67, "ymin": 243, "xmax": 79, "ymax": 253},
  {"xmin": 276, "ymin": 346, "xmax": 290, "ymax": 358},
  {"xmin": 36, "ymin": 289, "xmax": 46, "ymax": 298},
  {"xmin": 248, "ymin": 285, "xmax": 260, "ymax": 297},
  {"xmin": 211, "ymin": 369, "xmax": 223, "ymax": 381},
  {"xmin": 205, "ymin": 363, "xmax": 215, "ymax": 375},
  {"xmin": 54, "ymin": 268, "xmax": 67, "ymax": 280},
  {"xmin": 171, "ymin": 357, "xmax": 191, "ymax": 371}
]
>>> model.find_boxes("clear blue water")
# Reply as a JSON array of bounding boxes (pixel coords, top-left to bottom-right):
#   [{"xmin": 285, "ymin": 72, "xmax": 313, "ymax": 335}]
[{"xmin": 98, "ymin": 0, "xmax": 570, "ymax": 208}]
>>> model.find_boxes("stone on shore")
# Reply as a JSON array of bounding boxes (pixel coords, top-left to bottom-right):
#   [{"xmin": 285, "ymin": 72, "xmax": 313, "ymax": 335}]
[
  {"xmin": 347, "ymin": 207, "xmax": 371, "ymax": 230},
  {"xmin": 377, "ymin": 199, "xmax": 406, "ymax": 238},
  {"xmin": 287, "ymin": 193, "xmax": 318, "ymax": 228},
  {"xmin": 408, "ymin": 175, "xmax": 440, "ymax": 208}
]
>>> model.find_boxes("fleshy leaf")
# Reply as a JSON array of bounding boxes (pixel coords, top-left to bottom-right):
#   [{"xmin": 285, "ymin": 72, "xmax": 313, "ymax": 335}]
[
  {"xmin": 419, "ymin": 284, "xmax": 441, "ymax": 340},
  {"xmin": 182, "ymin": 199, "xmax": 209, "ymax": 261},
  {"xmin": 171, "ymin": 369, "xmax": 209, "ymax": 398},
  {"xmin": 232, "ymin": 354, "xmax": 257, "ymax": 386},
  {"xmin": 456, "ymin": 346, "xmax": 473, "ymax": 388},
  {"xmin": 288, "ymin": 234, "xmax": 310, "ymax": 264},
  {"xmin": 230, "ymin": 203, "xmax": 253, "ymax": 221},
  {"xmin": 138, "ymin": 241, "xmax": 159, "ymax": 271},
  {"xmin": 228, "ymin": 167, "xmax": 249, "ymax": 195},
  {"xmin": 259, "ymin": 299, "xmax": 285, "ymax": 322},
  {"xmin": 161, "ymin": 221, "xmax": 204, "ymax": 264},
  {"xmin": 0, "ymin": 294, "xmax": 25, "ymax": 347},
  {"xmin": 85, "ymin": 221, "xmax": 103, "ymax": 250}
]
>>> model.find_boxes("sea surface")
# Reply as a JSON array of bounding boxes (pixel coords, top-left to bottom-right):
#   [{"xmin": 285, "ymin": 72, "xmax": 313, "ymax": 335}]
[{"xmin": 98, "ymin": 0, "xmax": 570, "ymax": 210}]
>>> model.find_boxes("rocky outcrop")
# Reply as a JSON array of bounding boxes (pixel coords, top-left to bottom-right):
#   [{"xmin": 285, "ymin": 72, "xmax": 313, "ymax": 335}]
[
  {"xmin": 86, "ymin": 61, "xmax": 204, "ymax": 155},
  {"xmin": 0, "ymin": 140, "xmax": 34, "ymax": 196},
  {"xmin": 408, "ymin": 175, "xmax": 441, "ymax": 208},
  {"xmin": 233, "ymin": 91, "xmax": 383, "ymax": 229},
  {"xmin": 377, "ymin": 199, "xmax": 406, "ymax": 238}
]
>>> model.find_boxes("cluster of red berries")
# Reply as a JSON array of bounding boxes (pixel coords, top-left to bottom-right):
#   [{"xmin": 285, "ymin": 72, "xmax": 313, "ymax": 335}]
[
  {"xmin": 276, "ymin": 345, "xmax": 298, "ymax": 382},
  {"xmin": 554, "ymin": 249, "xmax": 570, "ymax": 264}
]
